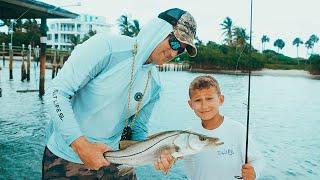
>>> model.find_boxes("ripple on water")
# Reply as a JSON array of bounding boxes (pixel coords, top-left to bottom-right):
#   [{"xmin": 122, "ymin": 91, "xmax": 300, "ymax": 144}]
[
  {"xmin": 284, "ymin": 169, "xmax": 297, "ymax": 176},
  {"xmin": 304, "ymin": 160, "xmax": 317, "ymax": 167},
  {"xmin": 259, "ymin": 175, "xmax": 277, "ymax": 180}
]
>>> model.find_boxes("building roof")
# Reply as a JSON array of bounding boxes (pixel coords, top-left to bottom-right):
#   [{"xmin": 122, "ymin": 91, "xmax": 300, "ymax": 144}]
[{"xmin": 0, "ymin": 0, "xmax": 78, "ymax": 19}]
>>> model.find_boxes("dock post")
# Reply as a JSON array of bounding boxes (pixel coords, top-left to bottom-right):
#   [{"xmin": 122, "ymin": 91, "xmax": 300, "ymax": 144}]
[
  {"xmin": 27, "ymin": 44, "xmax": 31, "ymax": 81},
  {"xmin": 9, "ymin": 43, "xmax": 13, "ymax": 80},
  {"xmin": 21, "ymin": 44, "xmax": 26, "ymax": 81},
  {"xmin": 52, "ymin": 47, "xmax": 56, "ymax": 79},
  {"xmin": 39, "ymin": 18, "xmax": 47, "ymax": 96},
  {"xmin": 2, "ymin": 42, "xmax": 4, "ymax": 67}
]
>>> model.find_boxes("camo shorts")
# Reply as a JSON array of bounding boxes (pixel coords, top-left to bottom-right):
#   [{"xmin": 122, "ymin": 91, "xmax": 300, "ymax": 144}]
[{"xmin": 42, "ymin": 147, "xmax": 136, "ymax": 180}]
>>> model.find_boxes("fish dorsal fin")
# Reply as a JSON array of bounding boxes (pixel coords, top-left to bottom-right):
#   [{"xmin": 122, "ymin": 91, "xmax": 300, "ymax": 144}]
[
  {"xmin": 148, "ymin": 130, "xmax": 181, "ymax": 139},
  {"xmin": 119, "ymin": 140, "xmax": 139, "ymax": 150}
]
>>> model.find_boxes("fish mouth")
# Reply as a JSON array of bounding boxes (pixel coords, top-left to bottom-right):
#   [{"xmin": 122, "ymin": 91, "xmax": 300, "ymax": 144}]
[{"xmin": 208, "ymin": 137, "xmax": 224, "ymax": 146}]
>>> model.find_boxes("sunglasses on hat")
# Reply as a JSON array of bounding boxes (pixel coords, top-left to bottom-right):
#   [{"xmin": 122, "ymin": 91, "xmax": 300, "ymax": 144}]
[{"xmin": 168, "ymin": 35, "xmax": 185, "ymax": 54}]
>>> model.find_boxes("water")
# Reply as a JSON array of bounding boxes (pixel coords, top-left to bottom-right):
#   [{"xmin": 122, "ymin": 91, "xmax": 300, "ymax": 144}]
[{"xmin": 0, "ymin": 63, "xmax": 319, "ymax": 179}]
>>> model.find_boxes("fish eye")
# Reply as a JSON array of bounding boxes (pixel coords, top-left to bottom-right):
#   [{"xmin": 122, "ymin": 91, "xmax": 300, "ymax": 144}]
[{"xmin": 199, "ymin": 136, "xmax": 206, "ymax": 141}]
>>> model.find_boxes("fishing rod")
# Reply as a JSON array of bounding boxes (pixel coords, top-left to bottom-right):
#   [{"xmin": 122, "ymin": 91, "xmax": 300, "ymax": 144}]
[
  {"xmin": 234, "ymin": 0, "xmax": 253, "ymax": 178},
  {"xmin": 246, "ymin": 0, "xmax": 253, "ymax": 165}
]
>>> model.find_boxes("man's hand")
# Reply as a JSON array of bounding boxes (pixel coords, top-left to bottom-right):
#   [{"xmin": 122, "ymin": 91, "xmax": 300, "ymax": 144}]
[
  {"xmin": 242, "ymin": 163, "xmax": 256, "ymax": 180},
  {"xmin": 71, "ymin": 136, "xmax": 111, "ymax": 170},
  {"xmin": 154, "ymin": 150, "xmax": 176, "ymax": 174}
]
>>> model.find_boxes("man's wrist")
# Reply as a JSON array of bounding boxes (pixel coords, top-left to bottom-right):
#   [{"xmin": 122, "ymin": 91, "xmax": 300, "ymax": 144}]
[{"xmin": 71, "ymin": 136, "xmax": 89, "ymax": 153}]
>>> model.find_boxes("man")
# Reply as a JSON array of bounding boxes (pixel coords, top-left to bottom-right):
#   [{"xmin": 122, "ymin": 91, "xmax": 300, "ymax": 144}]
[{"xmin": 42, "ymin": 8, "xmax": 197, "ymax": 179}]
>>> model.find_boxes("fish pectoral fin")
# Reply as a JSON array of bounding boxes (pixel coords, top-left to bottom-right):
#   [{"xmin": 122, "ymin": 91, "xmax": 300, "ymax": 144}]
[
  {"xmin": 119, "ymin": 140, "xmax": 139, "ymax": 150},
  {"xmin": 171, "ymin": 145, "xmax": 182, "ymax": 158},
  {"xmin": 117, "ymin": 165, "xmax": 134, "ymax": 177},
  {"xmin": 171, "ymin": 152, "xmax": 183, "ymax": 159},
  {"xmin": 155, "ymin": 145, "xmax": 179, "ymax": 158}
]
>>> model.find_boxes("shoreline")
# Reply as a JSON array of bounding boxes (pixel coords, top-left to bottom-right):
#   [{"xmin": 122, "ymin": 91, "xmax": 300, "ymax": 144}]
[
  {"xmin": 2, "ymin": 59, "xmax": 320, "ymax": 79},
  {"xmin": 189, "ymin": 68, "xmax": 320, "ymax": 79}
]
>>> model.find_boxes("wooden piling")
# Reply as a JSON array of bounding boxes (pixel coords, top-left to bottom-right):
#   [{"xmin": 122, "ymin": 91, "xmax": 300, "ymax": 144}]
[
  {"xmin": 52, "ymin": 47, "xmax": 56, "ymax": 79},
  {"xmin": 34, "ymin": 45, "xmax": 40, "ymax": 66},
  {"xmin": 21, "ymin": 44, "xmax": 26, "ymax": 81},
  {"xmin": 27, "ymin": 44, "xmax": 31, "ymax": 81},
  {"xmin": 2, "ymin": 42, "xmax": 4, "ymax": 67},
  {"xmin": 9, "ymin": 43, "xmax": 13, "ymax": 80},
  {"xmin": 39, "ymin": 18, "xmax": 47, "ymax": 96}
]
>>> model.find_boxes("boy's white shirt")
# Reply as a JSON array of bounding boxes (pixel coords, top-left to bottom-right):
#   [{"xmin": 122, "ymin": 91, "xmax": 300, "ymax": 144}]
[{"xmin": 184, "ymin": 116, "xmax": 264, "ymax": 180}]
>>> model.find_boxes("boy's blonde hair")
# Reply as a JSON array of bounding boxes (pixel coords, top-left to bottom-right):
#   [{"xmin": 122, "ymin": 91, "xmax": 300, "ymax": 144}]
[{"xmin": 189, "ymin": 75, "xmax": 221, "ymax": 98}]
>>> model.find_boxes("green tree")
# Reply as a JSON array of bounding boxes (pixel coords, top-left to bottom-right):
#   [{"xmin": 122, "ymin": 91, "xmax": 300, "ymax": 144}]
[
  {"xmin": 220, "ymin": 17, "xmax": 233, "ymax": 46},
  {"xmin": 22, "ymin": 19, "xmax": 41, "ymax": 46},
  {"xmin": 310, "ymin": 34, "xmax": 319, "ymax": 43},
  {"xmin": 118, "ymin": 15, "xmax": 132, "ymax": 36},
  {"xmin": 305, "ymin": 39, "xmax": 314, "ymax": 56},
  {"xmin": 12, "ymin": 19, "xmax": 23, "ymax": 32},
  {"xmin": 309, "ymin": 34, "xmax": 319, "ymax": 54},
  {"xmin": 0, "ymin": 19, "xmax": 11, "ymax": 27},
  {"xmin": 261, "ymin": 35, "xmax": 270, "ymax": 52},
  {"xmin": 118, "ymin": 14, "xmax": 140, "ymax": 37},
  {"xmin": 130, "ymin": 19, "xmax": 140, "ymax": 37},
  {"xmin": 292, "ymin": 37, "xmax": 303, "ymax": 58},
  {"xmin": 70, "ymin": 34, "xmax": 80, "ymax": 48},
  {"xmin": 0, "ymin": 19, "xmax": 41, "ymax": 46},
  {"xmin": 309, "ymin": 54, "xmax": 320, "ymax": 74},
  {"xmin": 195, "ymin": 36, "xmax": 203, "ymax": 46},
  {"xmin": 82, "ymin": 30, "xmax": 97, "ymax": 43},
  {"xmin": 273, "ymin": 39, "xmax": 285, "ymax": 53},
  {"xmin": 233, "ymin": 27, "xmax": 249, "ymax": 53}
]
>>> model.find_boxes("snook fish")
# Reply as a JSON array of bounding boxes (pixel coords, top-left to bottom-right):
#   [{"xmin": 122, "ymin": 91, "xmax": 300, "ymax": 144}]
[{"xmin": 103, "ymin": 130, "xmax": 223, "ymax": 166}]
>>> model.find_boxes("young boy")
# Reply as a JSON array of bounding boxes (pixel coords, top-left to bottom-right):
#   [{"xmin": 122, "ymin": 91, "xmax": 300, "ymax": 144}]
[{"xmin": 184, "ymin": 75, "xmax": 263, "ymax": 180}]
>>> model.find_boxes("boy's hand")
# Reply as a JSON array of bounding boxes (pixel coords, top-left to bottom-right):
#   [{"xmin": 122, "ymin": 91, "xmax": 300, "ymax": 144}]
[
  {"xmin": 154, "ymin": 150, "xmax": 176, "ymax": 174},
  {"xmin": 71, "ymin": 136, "xmax": 111, "ymax": 170},
  {"xmin": 241, "ymin": 163, "xmax": 256, "ymax": 180}
]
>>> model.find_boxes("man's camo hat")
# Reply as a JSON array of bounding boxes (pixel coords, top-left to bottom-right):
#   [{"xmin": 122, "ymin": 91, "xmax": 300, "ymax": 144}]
[{"xmin": 158, "ymin": 8, "xmax": 197, "ymax": 57}]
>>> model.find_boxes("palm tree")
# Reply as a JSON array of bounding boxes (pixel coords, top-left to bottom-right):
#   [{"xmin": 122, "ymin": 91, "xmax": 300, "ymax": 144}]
[
  {"xmin": 24, "ymin": 19, "xmax": 41, "ymax": 44},
  {"xmin": 130, "ymin": 19, "xmax": 140, "ymax": 37},
  {"xmin": 82, "ymin": 30, "xmax": 97, "ymax": 43},
  {"xmin": 309, "ymin": 34, "xmax": 319, "ymax": 54},
  {"xmin": 70, "ymin": 35, "xmax": 80, "ymax": 48},
  {"xmin": 118, "ymin": 14, "xmax": 133, "ymax": 37},
  {"xmin": 273, "ymin": 39, "xmax": 285, "ymax": 53},
  {"xmin": 195, "ymin": 36, "xmax": 203, "ymax": 46},
  {"xmin": 305, "ymin": 39, "xmax": 314, "ymax": 57},
  {"xmin": 220, "ymin": 17, "xmax": 233, "ymax": 46},
  {"xmin": 118, "ymin": 15, "xmax": 140, "ymax": 37},
  {"xmin": 292, "ymin": 37, "xmax": 303, "ymax": 58},
  {"xmin": 0, "ymin": 19, "xmax": 11, "ymax": 27},
  {"xmin": 261, "ymin": 35, "xmax": 270, "ymax": 52},
  {"xmin": 310, "ymin": 34, "xmax": 319, "ymax": 43},
  {"xmin": 233, "ymin": 27, "xmax": 249, "ymax": 52},
  {"xmin": 13, "ymin": 19, "xmax": 23, "ymax": 32}
]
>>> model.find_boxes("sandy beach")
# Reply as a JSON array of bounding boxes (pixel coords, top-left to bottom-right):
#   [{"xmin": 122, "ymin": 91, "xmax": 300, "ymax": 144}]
[
  {"xmin": 252, "ymin": 68, "xmax": 319, "ymax": 78},
  {"xmin": 189, "ymin": 68, "xmax": 320, "ymax": 79}
]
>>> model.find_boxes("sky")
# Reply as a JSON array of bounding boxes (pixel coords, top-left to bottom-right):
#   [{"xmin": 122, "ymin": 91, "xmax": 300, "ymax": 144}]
[{"xmin": 7, "ymin": 0, "xmax": 320, "ymax": 58}]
